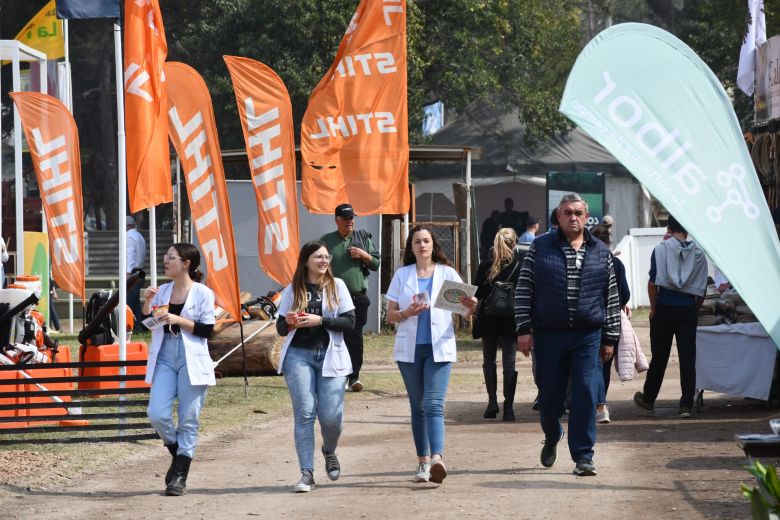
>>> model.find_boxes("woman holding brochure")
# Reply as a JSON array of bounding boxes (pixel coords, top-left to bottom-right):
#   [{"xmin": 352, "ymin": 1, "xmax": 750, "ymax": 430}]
[
  {"xmin": 386, "ymin": 225, "xmax": 477, "ymax": 484},
  {"xmin": 143, "ymin": 243, "xmax": 216, "ymax": 497},
  {"xmin": 275, "ymin": 241, "xmax": 355, "ymax": 493}
]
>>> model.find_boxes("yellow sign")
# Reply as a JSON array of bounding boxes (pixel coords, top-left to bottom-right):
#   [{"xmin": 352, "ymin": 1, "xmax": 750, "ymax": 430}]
[
  {"xmin": 13, "ymin": 1, "xmax": 64, "ymax": 60},
  {"xmin": 23, "ymin": 231, "xmax": 50, "ymax": 322}
]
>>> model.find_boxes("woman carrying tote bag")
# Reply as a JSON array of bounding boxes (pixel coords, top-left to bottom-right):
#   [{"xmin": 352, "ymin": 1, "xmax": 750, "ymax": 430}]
[
  {"xmin": 276, "ymin": 240, "xmax": 355, "ymax": 493},
  {"xmin": 473, "ymin": 228, "xmax": 523, "ymax": 421}
]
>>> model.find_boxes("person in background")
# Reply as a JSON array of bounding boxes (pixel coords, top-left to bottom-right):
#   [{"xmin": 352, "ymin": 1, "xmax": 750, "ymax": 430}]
[
  {"xmin": 634, "ymin": 215, "xmax": 708, "ymax": 419},
  {"xmin": 518, "ymin": 216, "xmax": 540, "ymax": 243},
  {"xmin": 547, "ymin": 208, "xmax": 560, "ymax": 234},
  {"xmin": 474, "ymin": 228, "xmax": 522, "ymax": 421},
  {"xmin": 321, "ymin": 203, "xmax": 380, "ymax": 393},
  {"xmin": 143, "ymin": 243, "xmax": 215, "ymax": 496},
  {"xmin": 713, "ymin": 266, "xmax": 731, "ymax": 293},
  {"xmin": 49, "ymin": 277, "xmax": 61, "ymax": 333},
  {"xmin": 127, "ymin": 215, "xmax": 146, "ymax": 329},
  {"xmin": 275, "ymin": 241, "xmax": 355, "ymax": 493},
  {"xmin": 386, "ymin": 225, "xmax": 477, "ymax": 484},
  {"xmin": 0, "ymin": 237, "xmax": 8, "ymax": 288},
  {"xmin": 480, "ymin": 210, "xmax": 501, "ymax": 260},
  {"xmin": 500, "ymin": 198, "xmax": 526, "ymax": 237},
  {"xmin": 601, "ymin": 215, "xmax": 613, "ymax": 233},
  {"xmin": 514, "ymin": 193, "xmax": 620, "ymax": 477},
  {"xmin": 590, "ymin": 226, "xmax": 630, "ymax": 424}
]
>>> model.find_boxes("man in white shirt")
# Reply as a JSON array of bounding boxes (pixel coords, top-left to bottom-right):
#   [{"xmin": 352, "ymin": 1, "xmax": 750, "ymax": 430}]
[{"xmin": 126, "ymin": 215, "xmax": 146, "ymax": 328}]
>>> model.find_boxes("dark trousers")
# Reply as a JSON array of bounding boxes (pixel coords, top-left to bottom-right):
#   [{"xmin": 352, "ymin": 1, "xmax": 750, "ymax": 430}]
[
  {"xmin": 127, "ymin": 282, "xmax": 143, "ymax": 331},
  {"xmin": 534, "ymin": 328, "xmax": 601, "ymax": 463},
  {"xmin": 481, "ymin": 336, "xmax": 517, "ymax": 372},
  {"xmin": 642, "ymin": 304, "xmax": 698, "ymax": 409},
  {"xmin": 345, "ymin": 292, "xmax": 370, "ymax": 381}
]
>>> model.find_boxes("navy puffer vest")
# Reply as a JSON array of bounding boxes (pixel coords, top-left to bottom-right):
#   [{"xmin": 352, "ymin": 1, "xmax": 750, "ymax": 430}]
[{"xmin": 531, "ymin": 230, "xmax": 610, "ymax": 331}]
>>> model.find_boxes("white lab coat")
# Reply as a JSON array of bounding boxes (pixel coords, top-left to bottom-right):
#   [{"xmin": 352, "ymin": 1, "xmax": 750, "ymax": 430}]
[
  {"xmin": 276, "ymin": 278, "xmax": 355, "ymax": 377},
  {"xmin": 145, "ymin": 282, "xmax": 216, "ymax": 386},
  {"xmin": 386, "ymin": 263, "xmax": 463, "ymax": 363}
]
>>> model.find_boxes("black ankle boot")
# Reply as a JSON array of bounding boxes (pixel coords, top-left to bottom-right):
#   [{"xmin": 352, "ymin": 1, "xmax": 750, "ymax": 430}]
[
  {"xmin": 165, "ymin": 443, "xmax": 179, "ymax": 486},
  {"xmin": 503, "ymin": 371, "xmax": 518, "ymax": 422},
  {"xmin": 483, "ymin": 365, "xmax": 499, "ymax": 418},
  {"xmin": 165, "ymin": 455, "xmax": 192, "ymax": 496}
]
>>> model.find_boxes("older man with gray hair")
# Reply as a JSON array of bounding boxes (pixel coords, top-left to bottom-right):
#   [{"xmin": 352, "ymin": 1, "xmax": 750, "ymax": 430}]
[{"xmin": 514, "ymin": 193, "xmax": 620, "ymax": 477}]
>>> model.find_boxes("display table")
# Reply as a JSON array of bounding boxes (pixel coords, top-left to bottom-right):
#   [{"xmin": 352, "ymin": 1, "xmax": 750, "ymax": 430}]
[{"xmin": 696, "ymin": 323, "xmax": 777, "ymax": 401}]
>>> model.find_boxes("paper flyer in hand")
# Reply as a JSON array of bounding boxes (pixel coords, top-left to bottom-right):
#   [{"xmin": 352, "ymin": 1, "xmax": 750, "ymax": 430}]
[
  {"xmin": 412, "ymin": 291, "xmax": 430, "ymax": 306},
  {"xmin": 433, "ymin": 280, "xmax": 477, "ymax": 314}
]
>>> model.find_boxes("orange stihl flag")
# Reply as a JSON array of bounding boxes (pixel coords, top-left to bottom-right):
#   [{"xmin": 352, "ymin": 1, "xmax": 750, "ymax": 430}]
[
  {"xmin": 224, "ymin": 56, "xmax": 299, "ymax": 285},
  {"xmin": 10, "ymin": 92, "xmax": 86, "ymax": 301},
  {"xmin": 165, "ymin": 62, "xmax": 241, "ymax": 322},
  {"xmin": 124, "ymin": 0, "xmax": 172, "ymax": 213},
  {"xmin": 300, "ymin": 0, "xmax": 409, "ymax": 214}
]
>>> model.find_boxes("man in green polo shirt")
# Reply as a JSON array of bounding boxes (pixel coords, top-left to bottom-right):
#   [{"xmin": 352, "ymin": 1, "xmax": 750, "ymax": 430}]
[{"xmin": 321, "ymin": 203, "xmax": 380, "ymax": 392}]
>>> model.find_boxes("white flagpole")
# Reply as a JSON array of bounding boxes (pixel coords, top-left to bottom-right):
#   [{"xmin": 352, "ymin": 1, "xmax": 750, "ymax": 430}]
[
  {"xmin": 64, "ymin": 18, "xmax": 75, "ymax": 334},
  {"xmin": 114, "ymin": 23, "xmax": 128, "ymax": 415},
  {"xmin": 150, "ymin": 207, "xmax": 157, "ymax": 286}
]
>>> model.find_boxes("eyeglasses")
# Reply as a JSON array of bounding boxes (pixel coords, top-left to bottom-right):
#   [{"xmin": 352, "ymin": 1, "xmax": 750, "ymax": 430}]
[
  {"xmin": 312, "ymin": 254, "xmax": 333, "ymax": 262},
  {"xmin": 164, "ymin": 254, "xmax": 183, "ymax": 261}
]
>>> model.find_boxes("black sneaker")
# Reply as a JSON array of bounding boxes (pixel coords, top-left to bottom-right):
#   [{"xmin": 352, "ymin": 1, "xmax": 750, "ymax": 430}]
[
  {"xmin": 540, "ymin": 428, "xmax": 564, "ymax": 468},
  {"xmin": 574, "ymin": 459, "xmax": 597, "ymax": 476},
  {"xmin": 322, "ymin": 447, "xmax": 340, "ymax": 481},
  {"xmin": 633, "ymin": 391, "xmax": 654, "ymax": 411},
  {"xmin": 294, "ymin": 470, "xmax": 315, "ymax": 492}
]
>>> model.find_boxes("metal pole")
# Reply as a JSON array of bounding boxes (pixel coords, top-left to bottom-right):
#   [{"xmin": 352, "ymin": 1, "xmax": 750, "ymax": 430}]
[
  {"xmin": 114, "ymin": 24, "xmax": 128, "ymax": 428},
  {"xmin": 176, "ymin": 157, "xmax": 181, "ymax": 243},
  {"xmin": 13, "ymin": 47, "xmax": 24, "ymax": 276},
  {"xmin": 240, "ymin": 320, "xmax": 248, "ymax": 398},
  {"xmin": 464, "ymin": 149, "xmax": 472, "ymax": 284},
  {"xmin": 65, "ymin": 19, "xmax": 75, "ymax": 334},
  {"xmin": 149, "ymin": 207, "xmax": 157, "ymax": 286}
]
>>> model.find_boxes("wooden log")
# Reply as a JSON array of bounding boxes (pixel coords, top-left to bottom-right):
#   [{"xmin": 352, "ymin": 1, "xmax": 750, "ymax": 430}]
[{"xmin": 208, "ymin": 319, "xmax": 282, "ymax": 376}]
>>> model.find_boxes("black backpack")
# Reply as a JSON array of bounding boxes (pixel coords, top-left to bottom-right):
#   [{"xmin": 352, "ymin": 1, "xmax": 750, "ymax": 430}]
[
  {"xmin": 83, "ymin": 290, "xmax": 117, "ymax": 347},
  {"xmin": 483, "ymin": 259, "xmax": 520, "ymax": 318}
]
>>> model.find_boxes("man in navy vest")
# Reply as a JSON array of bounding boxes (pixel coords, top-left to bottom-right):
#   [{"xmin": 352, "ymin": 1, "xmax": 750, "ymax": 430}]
[{"xmin": 514, "ymin": 193, "xmax": 620, "ymax": 477}]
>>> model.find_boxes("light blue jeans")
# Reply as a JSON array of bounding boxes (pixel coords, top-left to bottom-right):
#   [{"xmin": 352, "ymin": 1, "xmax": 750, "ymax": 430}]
[
  {"xmin": 147, "ymin": 334, "xmax": 208, "ymax": 458},
  {"xmin": 397, "ymin": 343, "xmax": 452, "ymax": 457},
  {"xmin": 283, "ymin": 345, "xmax": 347, "ymax": 472}
]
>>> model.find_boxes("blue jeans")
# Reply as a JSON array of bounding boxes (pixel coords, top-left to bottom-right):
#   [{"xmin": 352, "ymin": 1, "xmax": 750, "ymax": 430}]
[
  {"xmin": 397, "ymin": 343, "xmax": 452, "ymax": 457},
  {"xmin": 534, "ymin": 329, "xmax": 601, "ymax": 462},
  {"xmin": 283, "ymin": 345, "xmax": 347, "ymax": 472},
  {"xmin": 147, "ymin": 334, "xmax": 208, "ymax": 458}
]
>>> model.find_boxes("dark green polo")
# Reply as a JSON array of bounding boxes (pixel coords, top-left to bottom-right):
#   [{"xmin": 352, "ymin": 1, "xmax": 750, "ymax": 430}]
[{"xmin": 320, "ymin": 230, "xmax": 380, "ymax": 295}]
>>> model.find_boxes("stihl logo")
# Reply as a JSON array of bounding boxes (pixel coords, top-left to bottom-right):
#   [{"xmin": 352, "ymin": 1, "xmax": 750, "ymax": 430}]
[
  {"xmin": 309, "ymin": 112, "xmax": 397, "ymax": 139},
  {"xmin": 125, "ymin": 63, "xmax": 152, "ymax": 102}
]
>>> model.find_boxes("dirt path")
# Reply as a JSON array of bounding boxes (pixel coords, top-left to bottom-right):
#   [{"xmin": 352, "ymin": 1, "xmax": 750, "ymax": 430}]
[{"xmin": 0, "ymin": 346, "xmax": 761, "ymax": 520}]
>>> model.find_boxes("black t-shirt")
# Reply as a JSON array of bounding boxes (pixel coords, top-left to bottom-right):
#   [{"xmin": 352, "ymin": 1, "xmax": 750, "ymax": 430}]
[
  {"xmin": 164, "ymin": 302, "xmax": 185, "ymax": 335},
  {"xmin": 291, "ymin": 283, "xmax": 329, "ymax": 349}
]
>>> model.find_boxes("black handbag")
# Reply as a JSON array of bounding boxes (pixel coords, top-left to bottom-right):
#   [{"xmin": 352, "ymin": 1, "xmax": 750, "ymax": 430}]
[{"xmin": 483, "ymin": 259, "xmax": 520, "ymax": 318}]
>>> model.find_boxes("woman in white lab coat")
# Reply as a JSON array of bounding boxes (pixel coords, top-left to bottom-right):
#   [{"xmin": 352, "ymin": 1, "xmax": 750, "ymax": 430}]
[
  {"xmin": 143, "ymin": 243, "xmax": 216, "ymax": 497},
  {"xmin": 386, "ymin": 225, "xmax": 476, "ymax": 484}
]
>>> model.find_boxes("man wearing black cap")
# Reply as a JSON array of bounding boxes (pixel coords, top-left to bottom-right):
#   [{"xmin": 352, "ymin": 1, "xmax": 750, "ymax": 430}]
[{"xmin": 321, "ymin": 204, "xmax": 380, "ymax": 392}]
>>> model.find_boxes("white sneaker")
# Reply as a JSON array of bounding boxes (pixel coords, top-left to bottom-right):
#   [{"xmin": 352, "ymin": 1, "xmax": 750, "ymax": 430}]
[
  {"xmin": 415, "ymin": 462, "xmax": 431, "ymax": 482},
  {"xmin": 350, "ymin": 380, "xmax": 364, "ymax": 392},
  {"xmin": 293, "ymin": 470, "xmax": 315, "ymax": 492},
  {"xmin": 596, "ymin": 406, "xmax": 610, "ymax": 424}
]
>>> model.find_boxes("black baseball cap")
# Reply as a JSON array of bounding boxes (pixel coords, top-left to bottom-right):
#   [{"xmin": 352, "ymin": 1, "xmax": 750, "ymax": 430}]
[{"xmin": 335, "ymin": 203, "xmax": 354, "ymax": 219}]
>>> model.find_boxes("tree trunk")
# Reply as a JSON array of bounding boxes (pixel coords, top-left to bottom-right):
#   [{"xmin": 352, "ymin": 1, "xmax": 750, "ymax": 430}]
[{"xmin": 209, "ymin": 320, "xmax": 282, "ymax": 376}]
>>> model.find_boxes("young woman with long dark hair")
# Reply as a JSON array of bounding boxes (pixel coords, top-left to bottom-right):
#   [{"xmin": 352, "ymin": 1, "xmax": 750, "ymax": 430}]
[
  {"xmin": 276, "ymin": 240, "xmax": 355, "ymax": 492},
  {"xmin": 143, "ymin": 243, "xmax": 215, "ymax": 496},
  {"xmin": 386, "ymin": 225, "xmax": 476, "ymax": 484}
]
